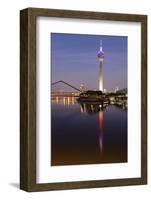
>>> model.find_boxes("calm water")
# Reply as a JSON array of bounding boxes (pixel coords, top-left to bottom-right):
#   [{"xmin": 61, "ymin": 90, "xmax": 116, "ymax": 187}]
[{"xmin": 51, "ymin": 96, "xmax": 127, "ymax": 166}]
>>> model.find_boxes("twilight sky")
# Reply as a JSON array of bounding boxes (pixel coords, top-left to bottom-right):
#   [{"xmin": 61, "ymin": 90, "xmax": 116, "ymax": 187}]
[{"xmin": 51, "ymin": 33, "xmax": 127, "ymax": 92}]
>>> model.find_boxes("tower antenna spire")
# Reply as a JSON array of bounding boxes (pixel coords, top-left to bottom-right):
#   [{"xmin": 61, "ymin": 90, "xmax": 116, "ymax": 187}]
[{"xmin": 100, "ymin": 40, "xmax": 103, "ymax": 51}]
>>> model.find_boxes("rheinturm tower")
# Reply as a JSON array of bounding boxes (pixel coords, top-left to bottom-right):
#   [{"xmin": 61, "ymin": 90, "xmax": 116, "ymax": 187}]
[{"xmin": 97, "ymin": 40, "xmax": 104, "ymax": 91}]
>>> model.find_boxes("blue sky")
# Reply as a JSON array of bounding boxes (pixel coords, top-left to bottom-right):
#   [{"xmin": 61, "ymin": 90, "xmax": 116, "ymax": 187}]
[{"xmin": 51, "ymin": 33, "xmax": 127, "ymax": 91}]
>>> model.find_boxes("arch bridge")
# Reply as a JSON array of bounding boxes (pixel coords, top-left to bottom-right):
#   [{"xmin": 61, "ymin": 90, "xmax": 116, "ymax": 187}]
[{"xmin": 51, "ymin": 80, "xmax": 82, "ymax": 97}]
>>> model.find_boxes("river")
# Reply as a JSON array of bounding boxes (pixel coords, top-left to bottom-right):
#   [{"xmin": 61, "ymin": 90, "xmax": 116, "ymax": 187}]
[{"xmin": 51, "ymin": 96, "xmax": 127, "ymax": 166}]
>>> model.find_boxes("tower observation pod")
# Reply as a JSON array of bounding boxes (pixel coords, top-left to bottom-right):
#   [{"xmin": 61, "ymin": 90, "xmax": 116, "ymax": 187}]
[{"xmin": 97, "ymin": 40, "xmax": 104, "ymax": 91}]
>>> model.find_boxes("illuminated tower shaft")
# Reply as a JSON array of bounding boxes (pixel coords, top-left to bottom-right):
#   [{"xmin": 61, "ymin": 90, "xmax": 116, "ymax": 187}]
[
  {"xmin": 97, "ymin": 40, "xmax": 104, "ymax": 91},
  {"xmin": 99, "ymin": 61, "xmax": 103, "ymax": 91}
]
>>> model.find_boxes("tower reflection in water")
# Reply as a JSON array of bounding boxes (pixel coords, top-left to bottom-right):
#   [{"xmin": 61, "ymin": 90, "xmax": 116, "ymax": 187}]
[
  {"xmin": 79, "ymin": 103, "xmax": 105, "ymax": 155},
  {"xmin": 99, "ymin": 111, "xmax": 103, "ymax": 153},
  {"xmin": 51, "ymin": 96, "xmax": 127, "ymax": 165},
  {"xmin": 52, "ymin": 96, "xmax": 105, "ymax": 157}
]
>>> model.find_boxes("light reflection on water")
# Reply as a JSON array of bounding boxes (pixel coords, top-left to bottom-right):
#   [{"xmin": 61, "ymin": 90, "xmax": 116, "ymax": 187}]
[
  {"xmin": 51, "ymin": 96, "xmax": 127, "ymax": 166},
  {"xmin": 99, "ymin": 112, "xmax": 103, "ymax": 154},
  {"xmin": 51, "ymin": 96, "xmax": 76, "ymax": 105}
]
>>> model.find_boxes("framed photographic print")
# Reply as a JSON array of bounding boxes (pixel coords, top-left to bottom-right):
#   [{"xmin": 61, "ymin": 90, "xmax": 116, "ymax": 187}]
[{"xmin": 20, "ymin": 8, "xmax": 147, "ymax": 191}]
